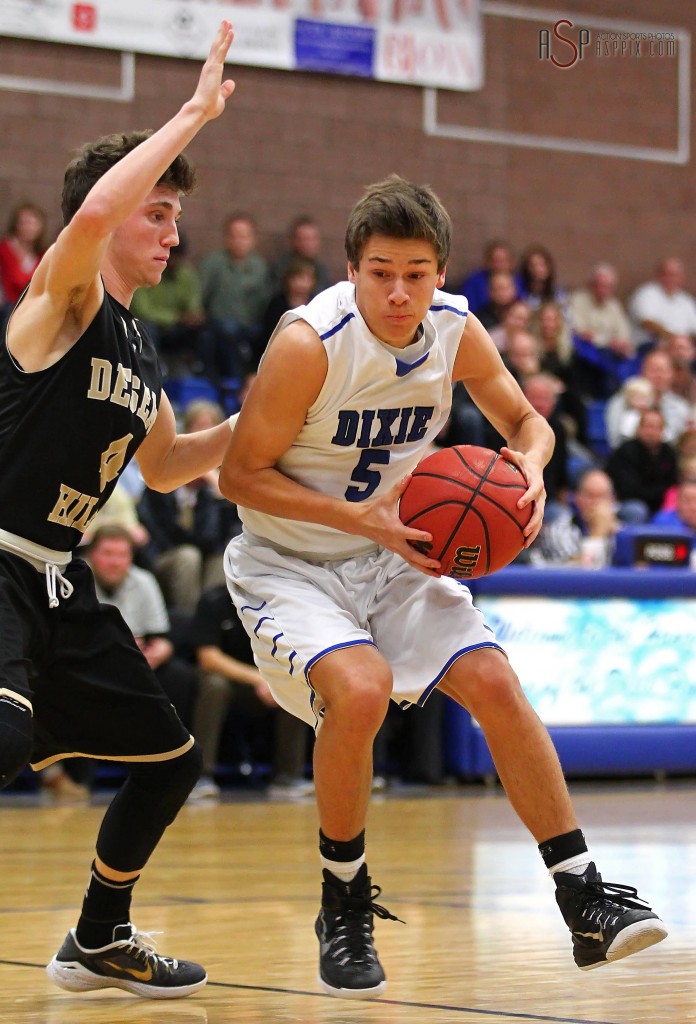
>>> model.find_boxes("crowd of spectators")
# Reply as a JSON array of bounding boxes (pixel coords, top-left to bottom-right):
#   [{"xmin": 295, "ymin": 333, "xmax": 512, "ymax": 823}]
[
  {"xmin": 4, "ymin": 196, "xmax": 696, "ymax": 797},
  {"xmin": 451, "ymin": 243, "xmax": 696, "ymax": 569}
]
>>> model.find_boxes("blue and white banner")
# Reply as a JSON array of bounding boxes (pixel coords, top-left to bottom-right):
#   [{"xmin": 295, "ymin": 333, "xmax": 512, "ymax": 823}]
[
  {"xmin": 476, "ymin": 595, "xmax": 696, "ymax": 726},
  {"xmin": 0, "ymin": 0, "xmax": 483, "ymax": 91}
]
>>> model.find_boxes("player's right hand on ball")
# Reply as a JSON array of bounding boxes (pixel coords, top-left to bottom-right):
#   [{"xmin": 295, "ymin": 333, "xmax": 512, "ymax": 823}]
[{"xmin": 354, "ymin": 476, "xmax": 442, "ymax": 576}]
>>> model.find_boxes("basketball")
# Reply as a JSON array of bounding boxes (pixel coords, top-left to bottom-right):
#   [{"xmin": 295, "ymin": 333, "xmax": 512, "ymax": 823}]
[{"xmin": 399, "ymin": 444, "xmax": 532, "ymax": 579}]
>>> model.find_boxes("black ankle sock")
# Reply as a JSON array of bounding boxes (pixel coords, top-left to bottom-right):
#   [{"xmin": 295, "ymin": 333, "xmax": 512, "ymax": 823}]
[
  {"xmin": 75, "ymin": 861, "xmax": 139, "ymax": 948},
  {"xmin": 319, "ymin": 829, "xmax": 365, "ymax": 864},
  {"xmin": 538, "ymin": 829, "xmax": 587, "ymax": 870}
]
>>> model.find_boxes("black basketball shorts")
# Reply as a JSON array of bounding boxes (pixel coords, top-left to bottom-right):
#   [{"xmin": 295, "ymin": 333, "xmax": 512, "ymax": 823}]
[{"xmin": 0, "ymin": 551, "xmax": 192, "ymax": 769}]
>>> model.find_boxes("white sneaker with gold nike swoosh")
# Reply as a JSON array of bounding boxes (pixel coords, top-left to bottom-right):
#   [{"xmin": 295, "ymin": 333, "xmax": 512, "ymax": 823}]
[{"xmin": 46, "ymin": 923, "xmax": 207, "ymax": 998}]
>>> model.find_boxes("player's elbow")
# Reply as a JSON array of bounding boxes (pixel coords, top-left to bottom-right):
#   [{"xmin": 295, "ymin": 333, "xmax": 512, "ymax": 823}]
[
  {"xmin": 69, "ymin": 197, "xmax": 117, "ymax": 242},
  {"xmin": 138, "ymin": 463, "xmax": 179, "ymax": 494},
  {"xmin": 218, "ymin": 462, "xmax": 246, "ymax": 504}
]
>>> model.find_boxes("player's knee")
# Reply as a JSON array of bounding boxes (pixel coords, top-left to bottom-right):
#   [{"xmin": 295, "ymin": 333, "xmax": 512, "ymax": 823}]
[
  {"xmin": 324, "ymin": 667, "xmax": 392, "ymax": 733},
  {"xmin": 158, "ymin": 740, "xmax": 203, "ymax": 810},
  {"xmin": 453, "ymin": 656, "xmax": 524, "ymax": 719},
  {"xmin": 129, "ymin": 740, "xmax": 203, "ymax": 818},
  {"xmin": 0, "ymin": 700, "xmax": 33, "ymax": 790}
]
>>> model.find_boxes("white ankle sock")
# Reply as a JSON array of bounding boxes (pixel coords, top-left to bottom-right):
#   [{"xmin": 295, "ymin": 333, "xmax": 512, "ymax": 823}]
[
  {"xmin": 549, "ymin": 853, "xmax": 592, "ymax": 877},
  {"xmin": 320, "ymin": 853, "xmax": 365, "ymax": 883}
]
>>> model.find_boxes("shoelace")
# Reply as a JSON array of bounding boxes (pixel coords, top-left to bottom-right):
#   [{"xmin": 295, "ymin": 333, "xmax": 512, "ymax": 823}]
[
  {"xmin": 581, "ymin": 878, "xmax": 653, "ymax": 914},
  {"xmin": 120, "ymin": 929, "xmax": 178, "ymax": 973},
  {"xmin": 45, "ymin": 563, "xmax": 74, "ymax": 609},
  {"xmin": 329, "ymin": 885, "xmax": 404, "ymax": 966}
]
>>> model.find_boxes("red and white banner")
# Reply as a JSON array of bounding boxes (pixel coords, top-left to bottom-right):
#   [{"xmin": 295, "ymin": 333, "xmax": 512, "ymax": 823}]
[{"xmin": 0, "ymin": 0, "xmax": 483, "ymax": 91}]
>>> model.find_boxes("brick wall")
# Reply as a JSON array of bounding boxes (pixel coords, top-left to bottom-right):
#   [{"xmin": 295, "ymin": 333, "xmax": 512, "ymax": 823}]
[{"xmin": 0, "ymin": 0, "xmax": 692, "ymax": 299}]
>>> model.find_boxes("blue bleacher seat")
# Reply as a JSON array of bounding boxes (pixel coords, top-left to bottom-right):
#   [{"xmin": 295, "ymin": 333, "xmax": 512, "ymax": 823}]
[
  {"xmin": 585, "ymin": 399, "xmax": 610, "ymax": 460},
  {"xmin": 163, "ymin": 376, "xmax": 220, "ymax": 411}
]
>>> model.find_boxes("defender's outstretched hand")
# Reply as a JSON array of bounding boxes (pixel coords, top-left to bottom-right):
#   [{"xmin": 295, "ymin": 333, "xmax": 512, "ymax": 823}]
[{"xmin": 190, "ymin": 20, "xmax": 236, "ymax": 122}]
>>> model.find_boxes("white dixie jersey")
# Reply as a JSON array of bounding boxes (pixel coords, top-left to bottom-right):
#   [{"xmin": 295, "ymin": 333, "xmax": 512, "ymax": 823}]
[{"xmin": 239, "ymin": 281, "xmax": 469, "ymax": 559}]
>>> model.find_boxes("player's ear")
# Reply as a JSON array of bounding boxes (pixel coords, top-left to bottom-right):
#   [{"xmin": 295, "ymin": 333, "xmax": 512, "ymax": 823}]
[
  {"xmin": 436, "ymin": 266, "xmax": 447, "ymax": 288},
  {"xmin": 347, "ymin": 261, "xmax": 357, "ymax": 282}
]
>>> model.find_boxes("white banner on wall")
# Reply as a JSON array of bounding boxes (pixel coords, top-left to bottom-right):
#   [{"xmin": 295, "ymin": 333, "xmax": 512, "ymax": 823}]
[{"xmin": 0, "ymin": 0, "xmax": 483, "ymax": 91}]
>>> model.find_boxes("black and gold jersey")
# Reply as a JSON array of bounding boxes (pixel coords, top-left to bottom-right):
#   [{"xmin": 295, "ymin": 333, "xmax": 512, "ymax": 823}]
[{"xmin": 0, "ymin": 291, "xmax": 161, "ymax": 551}]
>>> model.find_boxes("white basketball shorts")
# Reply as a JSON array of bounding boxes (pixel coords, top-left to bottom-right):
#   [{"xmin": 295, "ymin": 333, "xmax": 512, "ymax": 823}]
[{"xmin": 224, "ymin": 533, "xmax": 505, "ymax": 728}]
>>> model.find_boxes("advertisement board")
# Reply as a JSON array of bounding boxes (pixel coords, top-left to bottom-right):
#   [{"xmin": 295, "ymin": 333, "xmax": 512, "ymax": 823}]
[
  {"xmin": 0, "ymin": 0, "xmax": 483, "ymax": 91},
  {"xmin": 476, "ymin": 595, "xmax": 696, "ymax": 726}
]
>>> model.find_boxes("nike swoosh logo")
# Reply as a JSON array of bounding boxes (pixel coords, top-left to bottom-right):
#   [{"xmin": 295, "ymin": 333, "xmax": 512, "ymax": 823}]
[
  {"xmin": 103, "ymin": 959, "xmax": 153, "ymax": 981},
  {"xmin": 573, "ymin": 929, "xmax": 604, "ymax": 942}
]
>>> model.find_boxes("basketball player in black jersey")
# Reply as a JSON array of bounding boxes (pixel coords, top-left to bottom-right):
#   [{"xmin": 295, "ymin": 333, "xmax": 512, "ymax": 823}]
[{"xmin": 0, "ymin": 22, "xmax": 235, "ymax": 998}]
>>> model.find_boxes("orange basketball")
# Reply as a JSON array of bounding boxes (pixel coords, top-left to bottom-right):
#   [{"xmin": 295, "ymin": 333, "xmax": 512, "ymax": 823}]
[{"xmin": 399, "ymin": 445, "xmax": 532, "ymax": 579}]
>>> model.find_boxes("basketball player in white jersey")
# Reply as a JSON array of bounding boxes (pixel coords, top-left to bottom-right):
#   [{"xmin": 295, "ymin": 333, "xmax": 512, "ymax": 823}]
[{"xmin": 219, "ymin": 176, "xmax": 666, "ymax": 998}]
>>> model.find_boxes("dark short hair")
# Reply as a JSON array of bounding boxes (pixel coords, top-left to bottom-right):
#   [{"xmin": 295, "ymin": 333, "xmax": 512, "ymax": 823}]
[
  {"xmin": 61, "ymin": 130, "xmax": 197, "ymax": 225},
  {"xmin": 345, "ymin": 174, "xmax": 452, "ymax": 271}
]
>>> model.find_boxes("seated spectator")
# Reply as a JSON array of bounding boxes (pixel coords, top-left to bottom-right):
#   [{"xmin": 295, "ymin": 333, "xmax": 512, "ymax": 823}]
[
  {"xmin": 518, "ymin": 244, "xmax": 566, "ymax": 311},
  {"xmin": 198, "ymin": 212, "xmax": 272, "ymax": 385},
  {"xmin": 569, "ymin": 263, "xmax": 636, "ymax": 399},
  {"xmin": 488, "ymin": 299, "xmax": 531, "ymax": 353},
  {"xmin": 660, "ymin": 450, "xmax": 696, "ymax": 513},
  {"xmin": 531, "ymin": 301, "xmax": 573, "ymax": 374},
  {"xmin": 130, "ymin": 234, "xmax": 205, "ymax": 377},
  {"xmin": 530, "ymin": 301, "xmax": 588, "ymax": 446},
  {"xmin": 87, "ymin": 526, "xmax": 199, "ymax": 729},
  {"xmin": 663, "ymin": 333, "xmax": 696, "ymax": 405},
  {"xmin": 502, "ymin": 330, "xmax": 541, "ymax": 384},
  {"xmin": 603, "ymin": 375, "xmax": 655, "ymax": 449},
  {"xmin": 459, "ymin": 239, "xmax": 521, "ymax": 315},
  {"xmin": 271, "ymin": 215, "xmax": 332, "ymax": 297},
  {"xmin": 605, "ymin": 348, "xmax": 691, "ymax": 448},
  {"xmin": 137, "ymin": 400, "xmax": 233, "ymax": 611},
  {"xmin": 476, "ymin": 270, "xmax": 519, "ymax": 330},
  {"xmin": 569, "ymin": 263, "xmax": 634, "ymax": 357},
  {"xmin": 629, "ymin": 257, "xmax": 696, "ymax": 347},
  {"xmin": 257, "ymin": 256, "xmax": 317, "ymax": 368},
  {"xmin": 652, "ymin": 479, "xmax": 696, "ymax": 536},
  {"xmin": 606, "ymin": 407, "xmax": 678, "ymax": 517},
  {"xmin": 535, "ymin": 469, "xmax": 643, "ymax": 567},
  {"xmin": 188, "ymin": 584, "xmax": 313, "ymax": 801},
  {"xmin": 0, "ymin": 201, "xmax": 47, "ymax": 323},
  {"xmin": 676, "ymin": 425, "xmax": 696, "ymax": 461}
]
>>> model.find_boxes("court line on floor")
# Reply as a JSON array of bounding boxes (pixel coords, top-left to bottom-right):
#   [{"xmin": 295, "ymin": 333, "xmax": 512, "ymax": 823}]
[{"xmin": 0, "ymin": 960, "xmax": 621, "ymax": 1024}]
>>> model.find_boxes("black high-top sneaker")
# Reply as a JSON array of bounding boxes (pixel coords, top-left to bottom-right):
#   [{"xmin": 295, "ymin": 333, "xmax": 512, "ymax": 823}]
[
  {"xmin": 315, "ymin": 863, "xmax": 402, "ymax": 999},
  {"xmin": 46, "ymin": 923, "xmax": 207, "ymax": 998},
  {"xmin": 554, "ymin": 862, "xmax": 668, "ymax": 970}
]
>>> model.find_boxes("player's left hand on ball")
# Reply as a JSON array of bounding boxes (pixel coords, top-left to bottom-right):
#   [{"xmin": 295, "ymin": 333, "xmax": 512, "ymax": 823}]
[{"xmin": 499, "ymin": 446, "xmax": 546, "ymax": 546}]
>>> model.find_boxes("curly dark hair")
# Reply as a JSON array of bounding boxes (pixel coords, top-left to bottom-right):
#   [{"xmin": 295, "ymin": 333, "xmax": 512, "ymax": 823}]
[{"xmin": 61, "ymin": 130, "xmax": 197, "ymax": 225}]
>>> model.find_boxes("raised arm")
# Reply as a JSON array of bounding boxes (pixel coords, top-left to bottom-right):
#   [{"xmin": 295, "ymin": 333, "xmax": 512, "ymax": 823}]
[
  {"xmin": 10, "ymin": 21, "xmax": 235, "ymax": 370},
  {"xmin": 453, "ymin": 313, "xmax": 554, "ymax": 543},
  {"xmin": 219, "ymin": 320, "xmax": 440, "ymax": 573}
]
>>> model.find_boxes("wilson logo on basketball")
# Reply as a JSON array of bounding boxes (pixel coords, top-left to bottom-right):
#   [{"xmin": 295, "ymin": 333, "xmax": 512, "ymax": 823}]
[{"xmin": 449, "ymin": 545, "xmax": 482, "ymax": 578}]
